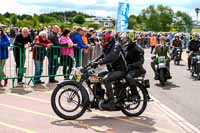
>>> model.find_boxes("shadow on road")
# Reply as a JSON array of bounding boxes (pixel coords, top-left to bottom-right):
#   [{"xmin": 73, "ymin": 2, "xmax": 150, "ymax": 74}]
[
  {"xmin": 3, "ymin": 83, "xmax": 56, "ymax": 95},
  {"xmin": 174, "ymin": 64, "xmax": 186, "ymax": 67},
  {"xmin": 45, "ymin": 83, "xmax": 57, "ymax": 91},
  {"xmin": 0, "ymin": 88, "xmax": 6, "ymax": 94},
  {"xmin": 51, "ymin": 116, "xmax": 157, "ymax": 133},
  {"xmin": 9, "ymin": 86, "xmax": 33, "ymax": 95},
  {"xmin": 31, "ymin": 84, "xmax": 51, "ymax": 91},
  {"xmin": 155, "ymin": 81, "xmax": 180, "ymax": 90}
]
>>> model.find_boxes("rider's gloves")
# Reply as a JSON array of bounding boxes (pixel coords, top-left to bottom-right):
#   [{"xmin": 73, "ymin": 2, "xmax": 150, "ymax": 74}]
[{"xmin": 91, "ymin": 62, "xmax": 99, "ymax": 69}]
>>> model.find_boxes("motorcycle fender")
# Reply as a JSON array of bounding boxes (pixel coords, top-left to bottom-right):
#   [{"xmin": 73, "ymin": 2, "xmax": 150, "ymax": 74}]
[{"xmin": 57, "ymin": 80, "xmax": 94, "ymax": 102}]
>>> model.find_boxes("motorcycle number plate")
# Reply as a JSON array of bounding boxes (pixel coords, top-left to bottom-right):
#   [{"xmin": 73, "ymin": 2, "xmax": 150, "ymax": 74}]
[{"xmin": 158, "ymin": 63, "xmax": 166, "ymax": 68}]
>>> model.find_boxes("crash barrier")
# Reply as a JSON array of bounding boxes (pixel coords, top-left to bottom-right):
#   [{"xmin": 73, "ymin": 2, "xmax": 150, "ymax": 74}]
[{"xmin": 0, "ymin": 45, "xmax": 102, "ymax": 88}]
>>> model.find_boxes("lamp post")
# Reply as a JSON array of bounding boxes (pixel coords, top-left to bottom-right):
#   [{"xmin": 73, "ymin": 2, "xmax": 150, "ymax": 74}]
[{"xmin": 195, "ymin": 8, "xmax": 200, "ymax": 24}]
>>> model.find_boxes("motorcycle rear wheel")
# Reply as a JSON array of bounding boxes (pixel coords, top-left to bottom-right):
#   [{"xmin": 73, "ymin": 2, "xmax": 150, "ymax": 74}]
[{"xmin": 121, "ymin": 82, "xmax": 148, "ymax": 117}]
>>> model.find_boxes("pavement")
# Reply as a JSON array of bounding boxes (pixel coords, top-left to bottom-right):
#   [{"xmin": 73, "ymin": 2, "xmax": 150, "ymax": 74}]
[{"xmin": 0, "ymin": 49, "xmax": 199, "ymax": 133}]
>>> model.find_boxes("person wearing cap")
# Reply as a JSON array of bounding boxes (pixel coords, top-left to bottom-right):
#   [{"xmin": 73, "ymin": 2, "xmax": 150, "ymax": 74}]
[
  {"xmin": 151, "ymin": 36, "xmax": 171, "ymax": 80},
  {"xmin": 0, "ymin": 28, "xmax": 10, "ymax": 87},
  {"xmin": 70, "ymin": 27, "xmax": 89, "ymax": 67},
  {"xmin": 187, "ymin": 33, "xmax": 200, "ymax": 70}
]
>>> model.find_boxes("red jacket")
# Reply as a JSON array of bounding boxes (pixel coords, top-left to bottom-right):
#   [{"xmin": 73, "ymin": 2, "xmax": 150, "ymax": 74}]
[{"xmin": 32, "ymin": 36, "xmax": 51, "ymax": 61}]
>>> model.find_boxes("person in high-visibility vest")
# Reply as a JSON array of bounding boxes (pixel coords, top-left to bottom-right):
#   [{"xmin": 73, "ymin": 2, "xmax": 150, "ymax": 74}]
[{"xmin": 150, "ymin": 34, "xmax": 158, "ymax": 54}]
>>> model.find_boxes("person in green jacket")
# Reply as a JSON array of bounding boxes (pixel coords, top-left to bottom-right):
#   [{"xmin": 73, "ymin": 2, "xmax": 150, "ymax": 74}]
[{"xmin": 151, "ymin": 36, "xmax": 171, "ymax": 79}]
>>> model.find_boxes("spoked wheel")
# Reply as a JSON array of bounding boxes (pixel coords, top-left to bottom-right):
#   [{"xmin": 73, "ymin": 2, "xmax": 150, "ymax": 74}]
[
  {"xmin": 197, "ymin": 73, "xmax": 200, "ymax": 80},
  {"xmin": 51, "ymin": 81, "xmax": 89, "ymax": 120},
  {"xmin": 121, "ymin": 83, "xmax": 148, "ymax": 117}
]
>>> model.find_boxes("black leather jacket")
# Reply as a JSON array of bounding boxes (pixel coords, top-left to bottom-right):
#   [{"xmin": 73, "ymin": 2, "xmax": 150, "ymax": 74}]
[
  {"xmin": 125, "ymin": 41, "xmax": 144, "ymax": 70},
  {"xmin": 188, "ymin": 40, "xmax": 200, "ymax": 53},
  {"xmin": 47, "ymin": 32, "xmax": 60, "ymax": 58},
  {"xmin": 96, "ymin": 39, "xmax": 127, "ymax": 72}
]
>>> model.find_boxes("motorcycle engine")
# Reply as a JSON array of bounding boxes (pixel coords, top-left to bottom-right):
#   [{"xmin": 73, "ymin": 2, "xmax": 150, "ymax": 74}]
[{"xmin": 92, "ymin": 83, "xmax": 105, "ymax": 109}]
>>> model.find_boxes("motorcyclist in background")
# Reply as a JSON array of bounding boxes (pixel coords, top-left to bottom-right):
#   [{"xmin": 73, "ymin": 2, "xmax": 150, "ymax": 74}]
[
  {"xmin": 171, "ymin": 34, "xmax": 182, "ymax": 60},
  {"xmin": 151, "ymin": 36, "xmax": 172, "ymax": 80},
  {"xmin": 187, "ymin": 33, "xmax": 200, "ymax": 70},
  {"xmin": 91, "ymin": 31, "xmax": 128, "ymax": 110}
]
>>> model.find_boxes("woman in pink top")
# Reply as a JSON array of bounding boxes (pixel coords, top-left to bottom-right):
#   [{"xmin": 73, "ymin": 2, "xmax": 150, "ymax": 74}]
[{"xmin": 59, "ymin": 29, "xmax": 75, "ymax": 80}]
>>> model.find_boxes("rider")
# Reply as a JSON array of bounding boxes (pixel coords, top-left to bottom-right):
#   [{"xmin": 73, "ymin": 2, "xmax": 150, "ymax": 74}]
[
  {"xmin": 117, "ymin": 33, "xmax": 147, "ymax": 95},
  {"xmin": 151, "ymin": 36, "xmax": 172, "ymax": 80},
  {"xmin": 91, "ymin": 31, "xmax": 127, "ymax": 109},
  {"xmin": 187, "ymin": 33, "xmax": 200, "ymax": 70},
  {"xmin": 126, "ymin": 36, "xmax": 150, "ymax": 99},
  {"xmin": 171, "ymin": 34, "xmax": 182, "ymax": 59}
]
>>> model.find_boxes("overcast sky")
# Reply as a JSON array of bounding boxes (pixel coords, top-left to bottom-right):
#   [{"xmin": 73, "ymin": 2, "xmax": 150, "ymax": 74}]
[{"xmin": 0, "ymin": 0, "xmax": 199, "ymax": 19}]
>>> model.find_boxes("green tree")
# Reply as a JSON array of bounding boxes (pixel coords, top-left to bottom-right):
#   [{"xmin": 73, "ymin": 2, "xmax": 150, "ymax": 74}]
[
  {"xmin": 174, "ymin": 11, "xmax": 193, "ymax": 32},
  {"xmin": 73, "ymin": 15, "xmax": 85, "ymax": 25},
  {"xmin": 141, "ymin": 5, "xmax": 161, "ymax": 31},
  {"xmin": 128, "ymin": 15, "xmax": 141, "ymax": 30},
  {"xmin": 87, "ymin": 23, "xmax": 99, "ymax": 30},
  {"xmin": 0, "ymin": 15, "xmax": 7, "ymax": 24},
  {"xmin": 38, "ymin": 15, "xmax": 46, "ymax": 23},
  {"xmin": 141, "ymin": 5, "xmax": 174, "ymax": 31},
  {"xmin": 33, "ymin": 17, "xmax": 39, "ymax": 28},
  {"xmin": 10, "ymin": 14, "xmax": 18, "ymax": 26},
  {"xmin": 157, "ymin": 5, "xmax": 174, "ymax": 31}
]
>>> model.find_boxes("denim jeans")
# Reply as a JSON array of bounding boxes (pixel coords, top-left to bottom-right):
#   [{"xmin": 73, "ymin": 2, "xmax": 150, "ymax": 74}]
[
  {"xmin": 48, "ymin": 57, "xmax": 59, "ymax": 81},
  {"xmin": 74, "ymin": 47, "xmax": 82, "ymax": 67},
  {"xmin": 34, "ymin": 60, "xmax": 43, "ymax": 82},
  {"xmin": 0, "ymin": 60, "xmax": 6, "ymax": 81}
]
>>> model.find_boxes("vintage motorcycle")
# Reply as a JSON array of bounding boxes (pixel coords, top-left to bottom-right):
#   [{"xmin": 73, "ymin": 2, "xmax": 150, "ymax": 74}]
[
  {"xmin": 153, "ymin": 56, "xmax": 170, "ymax": 86},
  {"xmin": 191, "ymin": 50, "xmax": 200, "ymax": 80},
  {"xmin": 51, "ymin": 62, "xmax": 150, "ymax": 120},
  {"xmin": 173, "ymin": 47, "xmax": 182, "ymax": 65}
]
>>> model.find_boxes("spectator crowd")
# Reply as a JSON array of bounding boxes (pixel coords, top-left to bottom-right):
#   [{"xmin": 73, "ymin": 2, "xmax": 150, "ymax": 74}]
[{"xmin": 0, "ymin": 25, "xmax": 101, "ymax": 86}]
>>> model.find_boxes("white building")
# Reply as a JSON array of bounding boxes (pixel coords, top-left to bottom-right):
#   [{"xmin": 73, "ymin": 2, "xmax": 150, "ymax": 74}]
[{"xmin": 85, "ymin": 17, "xmax": 114, "ymax": 22}]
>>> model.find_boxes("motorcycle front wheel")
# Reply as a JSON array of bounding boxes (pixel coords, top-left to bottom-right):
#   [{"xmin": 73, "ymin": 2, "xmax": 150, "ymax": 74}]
[
  {"xmin": 51, "ymin": 81, "xmax": 89, "ymax": 120},
  {"xmin": 159, "ymin": 69, "xmax": 166, "ymax": 86},
  {"xmin": 121, "ymin": 82, "xmax": 148, "ymax": 117}
]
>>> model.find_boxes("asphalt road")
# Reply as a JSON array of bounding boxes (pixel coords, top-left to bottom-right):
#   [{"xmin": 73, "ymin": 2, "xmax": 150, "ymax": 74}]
[{"xmin": 144, "ymin": 49, "xmax": 200, "ymax": 130}]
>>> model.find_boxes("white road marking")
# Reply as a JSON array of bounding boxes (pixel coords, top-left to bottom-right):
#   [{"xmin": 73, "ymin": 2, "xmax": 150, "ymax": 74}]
[{"xmin": 151, "ymin": 95, "xmax": 200, "ymax": 133}]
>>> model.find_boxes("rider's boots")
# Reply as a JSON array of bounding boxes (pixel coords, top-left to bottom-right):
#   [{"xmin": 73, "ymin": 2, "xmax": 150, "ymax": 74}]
[{"xmin": 101, "ymin": 90, "xmax": 116, "ymax": 111}]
